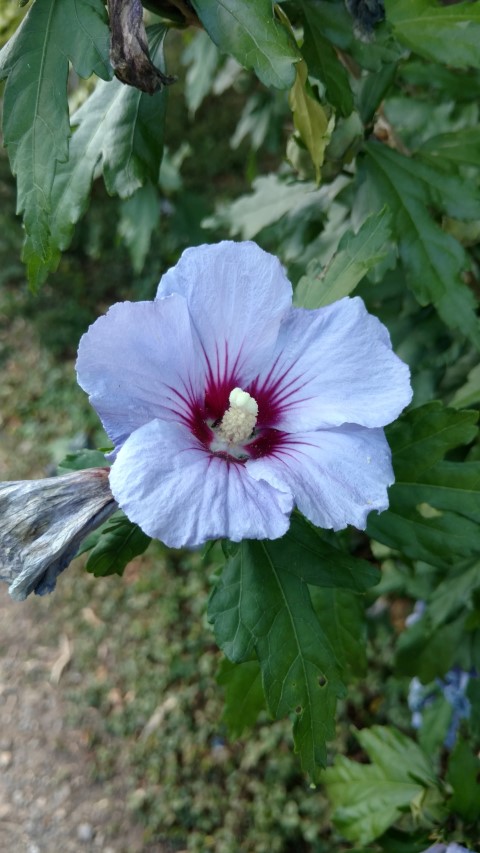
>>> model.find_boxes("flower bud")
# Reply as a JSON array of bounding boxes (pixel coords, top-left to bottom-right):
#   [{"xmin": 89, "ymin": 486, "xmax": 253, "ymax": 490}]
[{"xmin": 0, "ymin": 468, "xmax": 116, "ymax": 601}]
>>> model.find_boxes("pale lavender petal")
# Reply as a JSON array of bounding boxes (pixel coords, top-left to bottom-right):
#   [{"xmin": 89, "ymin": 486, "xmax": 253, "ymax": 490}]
[
  {"xmin": 247, "ymin": 426, "xmax": 393, "ymax": 531},
  {"xmin": 424, "ymin": 846, "xmax": 472, "ymax": 853},
  {"xmin": 76, "ymin": 296, "xmax": 202, "ymax": 451},
  {"xmin": 251, "ymin": 297, "xmax": 412, "ymax": 432},
  {"xmin": 156, "ymin": 241, "xmax": 292, "ymax": 384},
  {"xmin": 109, "ymin": 419, "xmax": 293, "ymax": 548}
]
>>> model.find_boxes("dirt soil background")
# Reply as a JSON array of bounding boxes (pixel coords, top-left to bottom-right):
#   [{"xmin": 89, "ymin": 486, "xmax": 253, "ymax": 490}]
[
  {"xmin": 0, "ymin": 318, "xmax": 170, "ymax": 853},
  {"xmin": 0, "ymin": 587, "xmax": 159, "ymax": 853}
]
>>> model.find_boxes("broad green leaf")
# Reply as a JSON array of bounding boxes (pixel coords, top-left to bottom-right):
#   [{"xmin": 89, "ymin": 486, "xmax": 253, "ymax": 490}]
[
  {"xmin": 417, "ymin": 697, "xmax": 453, "ymax": 757},
  {"xmin": 383, "ymin": 403, "xmax": 478, "ymax": 480},
  {"xmin": 182, "ymin": 29, "xmax": 220, "ymax": 116},
  {"xmin": 395, "ymin": 562, "xmax": 480, "ymax": 680},
  {"xmin": 386, "ymin": 0, "xmax": 480, "ymax": 69},
  {"xmin": 467, "ymin": 678, "xmax": 480, "ymax": 739},
  {"xmin": 217, "ymin": 658, "xmax": 266, "ymax": 738},
  {"xmin": 209, "ymin": 539, "xmax": 345, "ymax": 778},
  {"xmin": 264, "ymin": 515, "xmax": 380, "ymax": 593},
  {"xmin": 310, "ymin": 587, "xmax": 368, "ymax": 678},
  {"xmin": 378, "ymin": 834, "xmax": 432, "ymax": 853},
  {"xmin": 299, "ymin": 0, "xmax": 353, "ymax": 117},
  {"xmin": 190, "ymin": 0, "xmax": 300, "ymax": 89},
  {"xmin": 85, "ymin": 514, "xmax": 151, "ymax": 577},
  {"xmin": 288, "ymin": 60, "xmax": 332, "ymax": 182},
  {"xmin": 428, "ymin": 563, "xmax": 480, "ymax": 630},
  {"xmin": 357, "ymin": 62, "xmax": 398, "ymax": 125},
  {"xmin": 302, "ymin": 0, "xmax": 403, "ymax": 72},
  {"xmin": 295, "ymin": 208, "xmax": 392, "ymax": 308},
  {"xmin": 204, "ymin": 174, "xmax": 318, "ymax": 239},
  {"xmin": 45, "ymin": 25, "xmax": 168, "ymax": 277},
  {"xmin": 76, "ymin": 510, "xmax": 122, "ymax": 558},
  {"xmin": 395, "ymin": 614, "xmax": 466, "ymax": 682},
  {"xmin": 118, "ymin": 182, "xmax": 159, "ymax": 274},
  {"xmin": 58, "ymin": 449, "xmax": 109, "ymax": 472},
  {"xmin": 447, "ymin": 738, "xmax": 480, "ymax": 822},
  {"xmin": 368, "ymin": 404, "xmax": 480, "ymax": 567},
  {"xmin": 419, "ymin": 128, "xmax": 480, "ymax": 167},
  {"xmin": 323, "ymin": 726, "xmax": 444, "ymax": 845},
  {"xmin": 450, "ymin": 363, "xmax": 480, "ymax": 409},
  {"xmin": 0, "ymin": 0, "xmax": 111, "ymax": 287},
  {"xmin": 362, "ymin": 142, "xmax": 480, "ymax": 348}
]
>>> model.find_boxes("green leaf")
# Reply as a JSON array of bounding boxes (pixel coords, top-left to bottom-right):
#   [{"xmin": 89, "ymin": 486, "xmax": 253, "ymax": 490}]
[
  {"xmin": 357, "ymin": 62, "xmax": 398, "ymax": 125},
  {"xmin": 417, "ymin": 697, "xmax": 453, "ymax": 757},
  {"xmin": 45, "ymin": 24, "xmax": 168, "ymax": 278},
  {"xmin": 467, "ymin": 677, "xmax": 480, "ymax": 739},
  {"xmin": 323, "ymin": 726, "xmax": 444, "ymax": 845},
  {"xmin": 58, "ymin": 448, "xmax": 109, "ymax": 472},
  {"xmin": 0, "ymin": 0, "xmax": 111, "ymax": 287},
  {"xmin": 190, "ymin": 0, "xmax": 300, "ymax": 89},
  {"xmin": 428, "ymin": 563, "xmax": 480, "ymax": 631},
  {"xmin": 118, "ymin": 181, "xmax": 159, "ymax": 274},
  {"xmin": 396, "ymin": 611, "xmax": 466, "ymax": 681},
  {"xmin": 182, "ymin": 29, "xmax": 220, "ymax": 116},
  {"xmin": 263, "ymin": 515, "xmax": 381, "ymax": 593},
  {"xmin": 419, "ymin": 128, "xmax": 480, "ymax": 167},
  {"xmin": 299, "ymin": 0, "xmax": 353, "ymax": 117},
  {"xmin": 447, "ymin": 738, "xmax": 480, "ymax": 822},
  {"xmin": 217, "ymin": 658, "xmax": 266, "ymax": 738},
  {"xmin": 383, "ymin": 402, "xmax": 478, "ymax": 480},
  {"xmin": 386, "ymin": 0, "xmax": 480, "ymax": 69},
  {"xmin": 288, "ymin": 60, "xmax": 332, "ymax": 182},
  {"xmin": 209, "ymin": 539, "xmax": 345, "ymax": 778},
  {"xmin": 368, "ymin": 404, "xmax": 480, "ymax": 567},
  {"xmin": 204, "ymin": 174, "xmax": 318, "ymax": 239},
  {"xmin": 450, "ymin": 363, "xmax": 480, "ymax": 409},
  {"xmin": 361, "ymin": 142, "xmax": 480, "ymax": 348},
  {"xmin": 302, "ymin": 0, "xmax": 403, "ymax": 72},
  {"xmin": 85, "ymin": 514, "xmax": 151, "ymax": 577},
  {"xmin": 295, "ymin": 208, "xmax": 392, "ymax": 308},
  {"xmin": 310, "ymin": 587, "xmax": 368, "ymax": 678},
  {"xmin": 395, "ymin": 562, "xmax": 480, "ymax": 680}
]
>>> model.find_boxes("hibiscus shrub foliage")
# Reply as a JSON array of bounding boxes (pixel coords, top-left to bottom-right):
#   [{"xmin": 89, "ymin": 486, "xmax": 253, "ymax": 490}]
[{"xmin": 2, "ymin": 0, "xmax": 480, "ymax": 850}]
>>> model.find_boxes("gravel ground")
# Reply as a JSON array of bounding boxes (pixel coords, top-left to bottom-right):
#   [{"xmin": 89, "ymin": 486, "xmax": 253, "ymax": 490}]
[{"xmin": 0, "ymin": 587, "xmax": 166, "ymax": 853}]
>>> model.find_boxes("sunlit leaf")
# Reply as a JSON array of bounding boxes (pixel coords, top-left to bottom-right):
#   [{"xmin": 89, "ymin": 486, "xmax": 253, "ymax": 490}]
[
  {"xmin": 451, "ymin": 364, "xmax": 480, "ymax": 409},
  {"xmin": 289, "ymin": 60, "xmax": 332, "ymax": 182},
  {"xmin": 118, "ymin": 181, "xmax": 159, "ymax": 274},
  {"xmin": 295, "ymin": 208, "xmax": 392, "ymax": 308},
  {"xmin": 204, "ymin": 174, "xmax": 318, "ymax": 239},
  {"xmin": 323, "ymin": 726, "xmax": 444, "ymax": 845},
  {"xmin": 182, "ymin": 28, "xmax": 220, "ymax": 116},
  {"xmin": 44, "ymin": 24, "xmax": 168, "ymax": 279},
  {"xmin": 299, "ymin": 0, "xmax": 354, "ymax": 116},
  {"xmin": 190, "ymin": 0, "xmax": 300, "ymax": 88}
]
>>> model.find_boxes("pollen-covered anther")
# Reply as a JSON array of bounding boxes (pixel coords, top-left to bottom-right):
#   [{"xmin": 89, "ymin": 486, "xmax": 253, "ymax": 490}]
[{"xmin": 217, "ymin": 387, "xmax": 259, "ymax": 444}]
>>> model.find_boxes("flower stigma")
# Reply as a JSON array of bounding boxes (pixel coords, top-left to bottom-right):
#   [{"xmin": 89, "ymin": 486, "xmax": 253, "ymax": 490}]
[{"xmin": 209, "ymin": 387, "xmax": 259, "ymax": 457}]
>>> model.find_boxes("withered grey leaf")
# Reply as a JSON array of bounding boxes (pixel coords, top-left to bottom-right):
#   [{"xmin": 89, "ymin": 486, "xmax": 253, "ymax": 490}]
[
  {"xmin": 107, "ymin": 0, "xmax": 176, "ymax": 93},
  {"xmin": 0, "ymin": 468, "xmax": 117, "ymax": 601}
]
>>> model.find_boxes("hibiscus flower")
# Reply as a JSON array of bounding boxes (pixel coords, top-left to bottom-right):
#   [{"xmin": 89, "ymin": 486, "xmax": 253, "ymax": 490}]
[{"xmin": 76, "ymin": 241, "xmax": 412, "ymax": 548}]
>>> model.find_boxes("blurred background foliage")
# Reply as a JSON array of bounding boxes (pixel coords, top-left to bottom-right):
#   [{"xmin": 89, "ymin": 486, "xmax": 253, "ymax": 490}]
[{"xmin": 2, "ymin": 0, "xmax": 480, "ymax": 850}]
